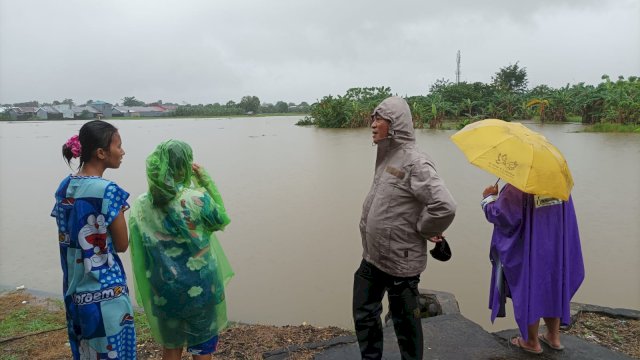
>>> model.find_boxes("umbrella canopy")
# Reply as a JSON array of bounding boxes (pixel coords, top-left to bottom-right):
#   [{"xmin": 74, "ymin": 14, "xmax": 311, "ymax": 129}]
[{"xmin": 451, "ymin": 119, "xmax": 573, "ymax": 200}]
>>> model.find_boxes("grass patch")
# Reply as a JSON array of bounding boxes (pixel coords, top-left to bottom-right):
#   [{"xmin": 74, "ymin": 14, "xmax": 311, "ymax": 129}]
[
  {"xmin": 0, "ymin": 295, "xmax": 65, "ymax": 340},
  {"xmin": 583, "ymin": 123, "xmax": 640, "ymax": 133},
  {"xmin": 133, "ymin": 309, "xmax": 154, "ymax": 343},
  {"xmin": 0, "ymin": 308, "xmax": 64, "ymax": 338},
  {"xmin": 0, "ymin": 354, "xmax": 20, "ymax": 360}
]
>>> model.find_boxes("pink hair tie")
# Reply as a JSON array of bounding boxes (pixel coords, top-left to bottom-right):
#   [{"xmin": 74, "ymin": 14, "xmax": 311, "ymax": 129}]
[{"xmin": 65, "ymin": 135, "xmax": 82, "ymax": 158}]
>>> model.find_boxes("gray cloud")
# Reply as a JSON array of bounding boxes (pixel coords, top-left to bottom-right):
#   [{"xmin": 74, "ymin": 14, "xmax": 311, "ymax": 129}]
[{"xmin": 1, "ymin": 0, "xmax": 638, "ymax": 105}]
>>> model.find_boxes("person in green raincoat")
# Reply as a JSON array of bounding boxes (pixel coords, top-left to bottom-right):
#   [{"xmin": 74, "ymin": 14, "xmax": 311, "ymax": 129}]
[{"xmin": 129, "ymin": 140, "xmax": 233, "ymax": 360}]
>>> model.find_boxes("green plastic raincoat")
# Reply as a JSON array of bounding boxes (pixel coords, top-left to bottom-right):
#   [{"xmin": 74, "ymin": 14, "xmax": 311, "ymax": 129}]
[{"xmin": 129, "ymin": 140, "xmax": 233, "ymax": 349}]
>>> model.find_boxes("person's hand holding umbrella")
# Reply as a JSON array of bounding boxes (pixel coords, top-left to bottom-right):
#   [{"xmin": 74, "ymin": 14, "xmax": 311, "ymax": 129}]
[{"xmin": 483, "ymin": 184, "xmax": 499, "ymax": 198}]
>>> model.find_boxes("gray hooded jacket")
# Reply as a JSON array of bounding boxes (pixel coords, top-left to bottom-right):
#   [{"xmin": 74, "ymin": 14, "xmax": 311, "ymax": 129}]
[{"xmin": 360, "ymin": 96, "xmax": 456, "ymax": 277}]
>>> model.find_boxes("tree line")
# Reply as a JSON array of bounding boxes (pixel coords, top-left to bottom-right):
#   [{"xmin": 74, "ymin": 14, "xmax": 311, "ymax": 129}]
[
  {"xmin": 302, "ymin": 63, "xmax": 640, "ymax": 130},
  {"xmin": 173, "ymin": 96, "xmax": 310, "ymax": 117}
]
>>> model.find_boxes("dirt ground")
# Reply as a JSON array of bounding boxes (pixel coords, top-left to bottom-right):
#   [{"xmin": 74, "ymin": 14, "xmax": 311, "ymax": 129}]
[
  {"xmin": 1, "ymin": 290, "xmax": 638, "ymax": 359},
  {"xmin": 562, "ymin": 311, "xmax": 640, "ymax": 359},
  {"xmin": 0, "ymin": 291, "xmax": 351, "ymax": 360}
]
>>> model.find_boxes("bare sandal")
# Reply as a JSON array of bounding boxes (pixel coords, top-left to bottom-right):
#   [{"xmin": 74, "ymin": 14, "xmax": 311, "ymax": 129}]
[
  {"xmin": 510, "ymin": 336, "xmax": 543, "ymax": 355},
  {"xmin": 538, "ymin": 334, "xmax": 565, "ymax": 351}
]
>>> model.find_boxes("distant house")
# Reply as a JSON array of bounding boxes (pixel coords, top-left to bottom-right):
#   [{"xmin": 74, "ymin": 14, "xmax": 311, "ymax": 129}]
[
  {"xmin": 89, "ymin": 100, "xmax": 113, "ymax": 118},
  {"xmin": 35, "ymin": 107, "xmax": 48, "ymax": 120},
  {"xmin": 156, "ymin": 104, "xmax": 178, "ymax": 113},
  {"xmin": 53, "ymin": 104, "xmax": 74, "ymax": 119},
  {"xmin": 7, "ymin": 107, "xmax": 38, "ymax": 120},
  {"xmin": 111, "ymin": 107, "xmax": 125, "ymax": 117},
  {"xmin": 40, "ymin": 105, "xmax": 63, "ymax": 120},
  {"xmin": 72, "ymin": 106, "xmax": 101, "ymax": 119},
  {"xmin": 113, "ymin": 106, "xmax": 168, "ymax": 117}
]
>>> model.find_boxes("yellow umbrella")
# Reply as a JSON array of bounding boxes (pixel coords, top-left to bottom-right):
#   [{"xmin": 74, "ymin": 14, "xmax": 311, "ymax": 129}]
[{"xmin": 450, "ymin": 119, "xmax": 573, "ymax": 200}]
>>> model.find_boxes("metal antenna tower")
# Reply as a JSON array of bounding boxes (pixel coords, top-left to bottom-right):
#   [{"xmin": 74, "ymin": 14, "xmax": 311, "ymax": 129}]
[{"xmin": 456, "ymin": 50, "xmax": 461, "ymax": 84}]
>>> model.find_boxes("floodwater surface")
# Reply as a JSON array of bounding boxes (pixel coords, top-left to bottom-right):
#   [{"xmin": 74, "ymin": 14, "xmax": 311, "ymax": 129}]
[{"xmin": 0, "ymin": 117, "xmax": 638, "ymax": 331}]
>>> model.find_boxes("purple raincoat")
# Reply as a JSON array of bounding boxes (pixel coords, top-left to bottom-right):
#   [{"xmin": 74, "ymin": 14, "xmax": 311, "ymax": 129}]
[{"xmin": 482, "ymin": 184, "xmax": 585, "ymax": 340}]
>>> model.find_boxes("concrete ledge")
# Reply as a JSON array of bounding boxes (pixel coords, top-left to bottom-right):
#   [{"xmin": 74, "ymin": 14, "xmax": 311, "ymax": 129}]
[
  {"xmin": 570, "ymin": 302, "xmax": 640, "ymax": 322},
  {"xmin": 262, "ymin": 335, "xmax": 357, "ymax": 359},
  {"xmin": 418, "ymin": 288, "xmax": 461, "ymax": 316},
  {"xmin": 384, "ymin": 288, "xmax": 460, "ymax": 325},
  {"xmin": 309, "ymin": 291, "xmax": 638, "ymax": 360},
  {"xmin": 493, "ymin": 329, "xmax": 634, "ymax": 360}
]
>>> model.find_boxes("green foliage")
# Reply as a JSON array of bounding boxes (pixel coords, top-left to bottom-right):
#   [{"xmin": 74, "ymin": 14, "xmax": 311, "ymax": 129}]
[
  {"xmin": 13, "ymin": 101, "xmax": 39, "ymax": 107},
  {"xmin": 174, "ymin": 103, "xmax": 244, "ymax": 117},
  {"xmin": 492, "ymin": 62, "xmax": 528, "ymax": 93},
  {"xmin": 310, "ymin": 87, "xmax": 392, "ymax": 128},
  {"xmin": 406, "ymin": 96, "xmax": 428, "ymax": 128},
  {"xmin": 431, "ymin": 80, "xmax": 494, "ymax": 111},
  {"xmin": 597, "ymin": 76, "xmax": 640, "ymax": 124},
  {"xmin": 501, "ymin": 92, "xmax": 526, "ymax": 120},
  {"xmin": 583, "ymin": 123, "xmax": 640, "ymax": 133},
  {"xmin": 52, "ymin": 98, "xmax": 75, "ymax": 106},
  {"xmin": 171, "ymin": 96, "xmax": 310, "ymax": 117},
  {"xmin": 274, "ymin": 101, "xmax": 289, "ymax": 113},
  {"xmin": 306, "ymin": 67, "xmax": 639, "ymax": 130},
  {"xmin": 295, "ymin": 116, "xmax": 315, "ymax": 126},
  {"xmin": 297, "ymin": 102, "xmax": 311, "ymax": 113},
  {"xmin": 259, "ymin": 101, "xmax": 310, "ymax": 114},
  {"xmin": 456, "ymin": 118, "xmax": 472, "ymax": 130},
  {"xmin": 260, "ymin": 103, "xmax": 275, "ymax": 113},
  {"xmin": 527, "ymin": 98, "xmax": 549, "ymax": 121},
  {"xmin": 310, "ymin": 95, "xmax": 353, "ymax": 128},
  {"xmin": 239, "ymin": 96, "xmax": 260, "ymax": 113},
  {"xmin": 544, "ymin": 86, "xmax": 571, "ymax": 122},
  {"xmin": 122, "ymin": 96, "xmax": 145, "ymax": 106},
  {"xmin": 427, "ymin": 94, "xmax": 449, "ymax": 128}
]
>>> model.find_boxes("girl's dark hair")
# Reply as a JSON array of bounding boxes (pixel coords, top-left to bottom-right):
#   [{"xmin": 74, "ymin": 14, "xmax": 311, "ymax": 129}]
[{"xmin": 62, "ymin": 120, "xmax": 119, "ymax": 169}]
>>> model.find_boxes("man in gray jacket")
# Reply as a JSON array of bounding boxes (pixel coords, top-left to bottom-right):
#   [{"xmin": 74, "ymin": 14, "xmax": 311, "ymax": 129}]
[{"xmin": 353, "ymin": 96, "xmax": 456, "ymax": 359}]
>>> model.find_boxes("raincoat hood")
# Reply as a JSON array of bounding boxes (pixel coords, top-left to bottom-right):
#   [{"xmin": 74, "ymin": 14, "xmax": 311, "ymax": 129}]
[
  {"xmin": 146, "ymin": 140, "xmax": 193, "ymax": 206},
  {"xmin": 372, "ymin": 96, "xmax": 415, "ymax": 145},
  {"xmin": 129, "ymin": 140, "xmax": 233, "ymax": 348}
]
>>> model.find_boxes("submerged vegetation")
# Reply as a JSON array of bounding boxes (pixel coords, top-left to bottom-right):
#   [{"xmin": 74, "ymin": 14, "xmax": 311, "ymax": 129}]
[
  {"xmin": 302, "ymin": 63, "xmax": 640, "ymax": 131},
  {"xmin": 582, "ymin": 123, "xmax": 640, "ymax": 133}
]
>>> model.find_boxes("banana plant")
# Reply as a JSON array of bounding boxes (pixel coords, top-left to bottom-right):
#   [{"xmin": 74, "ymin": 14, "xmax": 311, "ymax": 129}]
[{"xmin": 526, "ymin": 98, "xmax": 549, "ymax": 122}]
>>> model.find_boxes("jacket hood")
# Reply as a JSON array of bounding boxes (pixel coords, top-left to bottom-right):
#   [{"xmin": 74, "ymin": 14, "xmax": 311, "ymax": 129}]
[{"xmin": 372, "ymin": 96, "xmax": 415, "ymax": 145}]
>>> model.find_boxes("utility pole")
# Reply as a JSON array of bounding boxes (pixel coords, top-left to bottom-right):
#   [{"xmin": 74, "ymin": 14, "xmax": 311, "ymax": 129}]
[{"xmin": 456, "ymin": 50, "xmax": 461, "ymax": 84}]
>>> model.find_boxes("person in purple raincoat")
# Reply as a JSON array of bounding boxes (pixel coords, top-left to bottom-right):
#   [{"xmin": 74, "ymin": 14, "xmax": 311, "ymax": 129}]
[{"xmin": 481, "ymin": 183, "xmax": 585, "ymax": 354}]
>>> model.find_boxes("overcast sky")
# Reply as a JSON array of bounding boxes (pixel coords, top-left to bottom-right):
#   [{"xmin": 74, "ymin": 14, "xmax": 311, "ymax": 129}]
[{"xmin": 1, "ymin": 0, "xmax": 638, "ymax": 105}]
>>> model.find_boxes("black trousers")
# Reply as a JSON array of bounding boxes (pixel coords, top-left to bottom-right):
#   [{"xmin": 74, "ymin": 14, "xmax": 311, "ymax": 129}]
[{"xmin": 352, "ymin": 259, "xmax": 423, "ymax": 360}]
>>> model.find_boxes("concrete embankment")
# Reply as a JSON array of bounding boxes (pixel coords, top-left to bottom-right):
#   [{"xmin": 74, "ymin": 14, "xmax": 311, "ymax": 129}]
[{"xmin": 268, "ymin": 289, "xmax": 639, "ymax": 360}]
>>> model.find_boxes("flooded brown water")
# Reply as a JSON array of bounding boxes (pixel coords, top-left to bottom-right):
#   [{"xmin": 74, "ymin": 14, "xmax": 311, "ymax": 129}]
[{"xmin": 0, "ymin": 117, "xmax": 638, "ymax": 331}]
